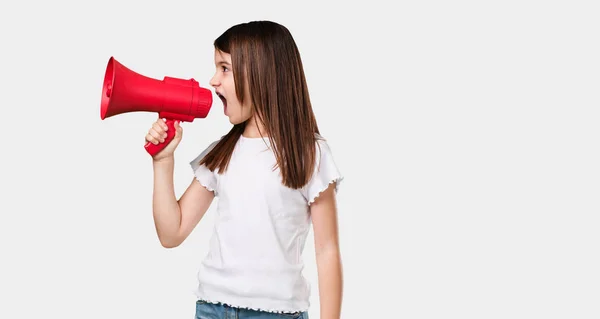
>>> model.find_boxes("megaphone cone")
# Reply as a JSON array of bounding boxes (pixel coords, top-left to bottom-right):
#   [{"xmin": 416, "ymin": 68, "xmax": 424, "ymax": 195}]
[{"xmin": 100, "ymin": 56, "xmax": 213, "ymax": 156}]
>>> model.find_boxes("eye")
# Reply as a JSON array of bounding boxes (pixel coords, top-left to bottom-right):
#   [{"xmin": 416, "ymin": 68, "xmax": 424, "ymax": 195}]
[{"xmin": 222, "ymin": 66, "xmax": 229, "ymax": 72}]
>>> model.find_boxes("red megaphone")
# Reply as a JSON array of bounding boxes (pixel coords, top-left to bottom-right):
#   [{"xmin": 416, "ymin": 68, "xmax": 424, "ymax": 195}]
[{"xmin": 100, "ymin": 56, "xmax": 213, "ymax": 156}]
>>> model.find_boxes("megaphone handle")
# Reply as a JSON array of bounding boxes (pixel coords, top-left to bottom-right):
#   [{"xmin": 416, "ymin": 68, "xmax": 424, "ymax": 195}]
[{"xmin": 144, "ymin": 119, "xmax": 177, "ymax": 157}]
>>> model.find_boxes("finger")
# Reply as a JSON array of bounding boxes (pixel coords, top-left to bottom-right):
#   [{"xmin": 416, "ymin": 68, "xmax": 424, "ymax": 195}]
[
  {"xmin": 152, "ymin": 121, "xmax": 167, "ymax": 133},
  {"xmin": 151, "ymin": 123, "xmax": 167, "ymax": 139},
  {"xmin": 145, "ymin": 134, "xmax": 159, "ymax": 145},
  {"xmin": 159, "ymin": 119, "xmax": 169, "ymax": 131},
  {"xmin": 175, "ymin": 121, "xmax": 183, "ymax": 138},
  {"xmin": 148, "ymin": 128, "xmax": 164, "ymax": 143}
]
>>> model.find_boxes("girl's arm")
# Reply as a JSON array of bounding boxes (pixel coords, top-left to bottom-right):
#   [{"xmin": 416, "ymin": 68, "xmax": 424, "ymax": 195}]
[
  {"xmin": 311, "ymin": 183, "xmax": 343, "ymax": 319},
  {"xmin": 152, "ymin": 157, "xmax": 215, "ymax": 248}
]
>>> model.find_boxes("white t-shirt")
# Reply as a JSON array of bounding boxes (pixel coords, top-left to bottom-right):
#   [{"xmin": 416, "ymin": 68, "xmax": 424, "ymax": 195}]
[{"xmin": 189, "ymin": 134, "xmax": 343, "ymax": 313}]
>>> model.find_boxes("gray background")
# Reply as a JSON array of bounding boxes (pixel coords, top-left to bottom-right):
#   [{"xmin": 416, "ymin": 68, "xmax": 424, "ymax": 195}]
[{"xmin": 1, "ymin": 0, "xmax": 598, "ymax": 318}]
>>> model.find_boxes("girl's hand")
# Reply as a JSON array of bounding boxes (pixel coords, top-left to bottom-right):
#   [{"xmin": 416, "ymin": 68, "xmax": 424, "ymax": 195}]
[{"xmin": 145, "ymin": 118, "xmax": 183, "ymax": 161}]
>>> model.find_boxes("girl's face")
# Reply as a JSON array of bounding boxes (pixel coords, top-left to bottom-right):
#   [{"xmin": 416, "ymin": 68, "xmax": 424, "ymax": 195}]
[{"xmin": 209, "ymin": 49, "xmax": 253, "ymax": 125}]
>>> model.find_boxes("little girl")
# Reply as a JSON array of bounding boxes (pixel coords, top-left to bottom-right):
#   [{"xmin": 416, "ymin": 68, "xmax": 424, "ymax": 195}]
[{"xmin": 145, "ymin": 20, "xmax": 343, "ymax": 319}]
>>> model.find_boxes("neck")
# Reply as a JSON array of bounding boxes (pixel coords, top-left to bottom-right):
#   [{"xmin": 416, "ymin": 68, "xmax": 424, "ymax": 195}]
[{"xmin": 242, "ymin": 115, "xmax": 267, "ymax": 138}]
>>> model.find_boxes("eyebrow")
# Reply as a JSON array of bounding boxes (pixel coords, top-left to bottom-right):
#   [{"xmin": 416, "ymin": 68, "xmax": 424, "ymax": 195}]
[{"xmin": 216, "ymin": 61, "xmax": 231, "ymax": 66}]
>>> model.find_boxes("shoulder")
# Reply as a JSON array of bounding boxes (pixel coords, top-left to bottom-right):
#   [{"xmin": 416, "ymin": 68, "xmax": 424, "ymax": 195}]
[
  {"xmin": 310, "ymin": 133, "xmax": 341, "ymax": 175},
  {"xmin": 313, "ymin": 133, "xmax": 335, "ymax": 160},
  {"xmin": 189, "ymin": 137, "xmax": 223, "ymax": 170},
  {"xmin": 302, "ymin": 133, "xmax": 343, "ymax": 203}
]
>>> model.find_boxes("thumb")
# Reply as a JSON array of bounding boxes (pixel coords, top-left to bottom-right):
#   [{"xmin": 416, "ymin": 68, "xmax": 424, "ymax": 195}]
[{"xmin": 174, "ymin": 121, "xmax": 183, "ymax": 139}]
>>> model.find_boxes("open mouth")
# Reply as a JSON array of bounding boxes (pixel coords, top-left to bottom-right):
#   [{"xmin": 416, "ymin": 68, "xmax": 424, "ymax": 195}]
[
  {"xmin": 216, "ymin": 92, "xmax": 227, "ymax": 105},
  {"xmin": 216, "ymin": 92, "xmax": 228, "ymax": 113}
]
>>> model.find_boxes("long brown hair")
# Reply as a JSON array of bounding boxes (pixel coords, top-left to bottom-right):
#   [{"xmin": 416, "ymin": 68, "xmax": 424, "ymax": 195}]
[{"xmin": 199, "ymin": 20, "xmax": 321, "ymax": 189}]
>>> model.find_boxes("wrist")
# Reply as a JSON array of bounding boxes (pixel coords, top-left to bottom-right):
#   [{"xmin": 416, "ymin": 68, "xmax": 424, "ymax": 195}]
[{"xmin": 153, "ymin": 155, "xmax": 175, "ymax": 165}]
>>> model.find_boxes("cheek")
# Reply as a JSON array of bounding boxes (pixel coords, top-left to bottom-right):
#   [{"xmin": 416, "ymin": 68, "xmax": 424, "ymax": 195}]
[
  {"xmin": 230, "ymin": 103, "xmax": 245, "ymax": 120},
  {"xmin": 239, "ymin": 100, "xmax": 250, "ymax": 115}
]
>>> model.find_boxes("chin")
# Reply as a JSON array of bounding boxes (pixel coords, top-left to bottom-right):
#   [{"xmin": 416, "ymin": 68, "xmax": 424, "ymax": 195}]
[
  {"xmin": 228, "ymin": 117, "xmax": 243, "ymax": 125},
  {"xmin": 228, "ymin": 114, "xmax": 252, "ymax": 125}
]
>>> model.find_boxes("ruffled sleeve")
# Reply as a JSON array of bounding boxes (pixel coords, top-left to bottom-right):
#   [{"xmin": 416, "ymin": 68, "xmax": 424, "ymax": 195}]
[
  {"xmin": 189, "ymin": 140, "xmax": 220, "ymax": 195},
  {"xmin": 302, "ymin": 138, "xmax": 343, "ymax": 205}
]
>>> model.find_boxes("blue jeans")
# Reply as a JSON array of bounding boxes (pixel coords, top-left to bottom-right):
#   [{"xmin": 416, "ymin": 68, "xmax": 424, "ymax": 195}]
[{"xmin": 195, "ymin": 300, "xmax": 309, "ymax": 319}]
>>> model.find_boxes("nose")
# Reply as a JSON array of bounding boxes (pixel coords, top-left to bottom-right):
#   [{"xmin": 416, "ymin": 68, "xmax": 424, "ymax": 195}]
[{"xmin": 209, "ymin": 73, "xmax": 219, "ymax": 88}]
